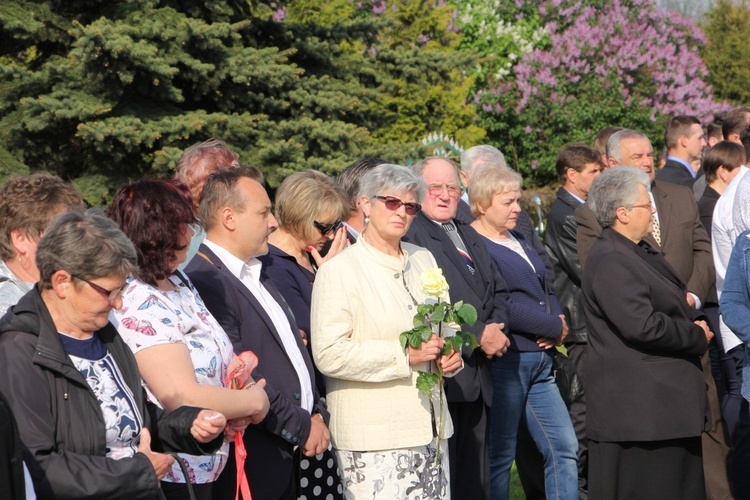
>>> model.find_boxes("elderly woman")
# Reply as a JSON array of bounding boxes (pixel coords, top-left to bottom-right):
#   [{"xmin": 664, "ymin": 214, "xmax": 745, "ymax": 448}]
[
  {"xmin": 0, "ymin": 173, "xmax": 84, "ymax": 314},
  {"xmin": 0, "ymin": 211, "xmax": 227, "ymax": 499},
  {"xmin": 583, "ymin": 167, "xmax": 710, "ymax": 499},
  {"xmin": 109, "ymin": 180, "xmax": 269, "ymax": 500},
  {"xmin": 311, "ymin": 164, "xmax": 462, "ymax": 498},
  {"xmin": 467, "ymin": 165, "xmax": 577, "ymax": 499},
  {"xmin": 260, "ymin": 170, "xmax": 349, "ymax": 499}
]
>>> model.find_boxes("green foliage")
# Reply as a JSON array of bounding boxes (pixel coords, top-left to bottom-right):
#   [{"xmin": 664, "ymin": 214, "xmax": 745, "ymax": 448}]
[
  {"xmin": 416, "ymin": 372, "xmax": 441, "ymax": 396},
  {"xmin": 701, "ymin": 0, "xmax": 750, "ymax": 106}
]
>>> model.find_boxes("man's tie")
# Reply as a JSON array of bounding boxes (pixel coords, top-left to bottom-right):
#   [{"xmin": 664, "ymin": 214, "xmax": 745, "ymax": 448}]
[
  {"xmin": 651, "ymin": 214, "xmax": 662, "ymax": 247},
  {"xmin": 442, "ymin": 221, "xmax": 475, "ymax": 274}
]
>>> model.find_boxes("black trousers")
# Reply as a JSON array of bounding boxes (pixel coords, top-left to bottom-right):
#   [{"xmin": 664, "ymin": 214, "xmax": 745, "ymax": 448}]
[{"xmin": 448, "ymin": 399, "xmax": 491, "ymax": 500}]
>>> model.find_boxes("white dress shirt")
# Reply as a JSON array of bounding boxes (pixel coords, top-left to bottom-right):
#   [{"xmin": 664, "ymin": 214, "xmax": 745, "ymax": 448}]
[
  {"xmin": 203, "ymin": 239, "xmax": 315, "ymax": 412},
  {"xmin": 712, "ymin": 165, "xmax": 749, "ymax": 352}
]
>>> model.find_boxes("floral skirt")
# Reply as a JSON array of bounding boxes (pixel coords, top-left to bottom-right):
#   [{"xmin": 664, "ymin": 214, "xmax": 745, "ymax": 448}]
[{"xmin": 334, "ymin": 438, "xmax": 450, "ymax": 499}]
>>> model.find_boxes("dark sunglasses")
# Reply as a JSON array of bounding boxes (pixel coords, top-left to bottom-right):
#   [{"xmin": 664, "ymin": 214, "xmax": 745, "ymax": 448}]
[
  {"xmin": 314, "ymin": 220, "xmax": 342, "ymax": 236},
  {"xmin": 72, "ymin": 274, "xmax": 127, "ymax": 303},
  {"xmin": 373, "ymin": 195, "xmax": 422, "ymax": 216}
]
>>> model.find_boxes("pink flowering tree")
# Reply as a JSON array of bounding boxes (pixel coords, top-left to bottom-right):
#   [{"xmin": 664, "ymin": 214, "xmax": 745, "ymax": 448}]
[{"xmin": 467, "ymin": 0, "xmax": 729, "ymax": 184}]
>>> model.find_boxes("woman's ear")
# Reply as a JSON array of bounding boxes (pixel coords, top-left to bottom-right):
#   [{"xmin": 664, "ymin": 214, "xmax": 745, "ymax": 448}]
[
  {"xmin": 49, "ymin": 270, "xmax": 73, "ymax": 299},
  {"xmin": 360, "ymin": 196, "xmax": 372, "ymax": 220}
]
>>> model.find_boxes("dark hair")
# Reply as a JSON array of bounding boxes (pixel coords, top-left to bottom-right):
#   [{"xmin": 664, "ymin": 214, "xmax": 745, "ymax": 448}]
[
  {"xmin": 722, "ymin": 107, "xmax": 750, "ymax": 158},
  {"xmin": 337, "ymin": 158, "xmax": 389, "ymax": 213},
  {"xmin": 0, "ymin": 173, "xmax": 84, "ymax": 261},
  {"xmin": 109, "ymin": 180, "xmax": 195, "ymax": 286},
  {"xmin": 705, "ymin": 121, "xmax": 723, "ymax": 143},
  {"xmin": 198, "ymin": 166, "xmax": 260, "ymax": 231},
  {"xmin": 555, "ymin": 143, "xmax": 603, "ymax": 183},
  {"xmin": 592, "ymin": 126, "xmax": 624, "ymax": 156},
  {"xmin": 703, "ymin": 141, "xmax": 746, "ymax": 184},
  {"xmin": 664, "ymin": 115, "xmax": 701, "ymax": 150}
]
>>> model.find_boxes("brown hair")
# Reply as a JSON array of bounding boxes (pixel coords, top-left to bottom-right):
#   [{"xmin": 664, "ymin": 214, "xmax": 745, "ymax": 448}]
[
  {"xmin": 555, "ymin": 143, "xmax": 603, "ymax": 183},
  {"xmin": 664, "ymin": 115, "xmax": 701, "ymax": 150},
  {"xmin": 703, "ymin": 141, "xmax": 746, "ymax": 184},
  {"xmin": 0, "ymin": 173, "xmax": 84, "ymax": 261}
]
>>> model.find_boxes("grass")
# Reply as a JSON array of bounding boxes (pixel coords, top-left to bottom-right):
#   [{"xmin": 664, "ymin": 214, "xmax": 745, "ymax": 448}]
[{"xmin": 510, "ymin": 462, "xmax": 526, "ymax": 499}]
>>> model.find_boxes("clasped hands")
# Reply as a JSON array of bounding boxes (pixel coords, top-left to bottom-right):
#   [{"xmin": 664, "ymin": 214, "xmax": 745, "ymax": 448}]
[{"xmin": 408, "ymin": 334, "xmax": 462, "ymax": 374}]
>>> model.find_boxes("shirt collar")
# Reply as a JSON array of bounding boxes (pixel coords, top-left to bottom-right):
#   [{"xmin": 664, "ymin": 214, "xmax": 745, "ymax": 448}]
[
  {"xmin": 667, "ymin": 155, "xmax": 697, "ymax": 178},
  {"xmin": 203, "ymin": 239, "xmax": 262, "ymax": 283}
]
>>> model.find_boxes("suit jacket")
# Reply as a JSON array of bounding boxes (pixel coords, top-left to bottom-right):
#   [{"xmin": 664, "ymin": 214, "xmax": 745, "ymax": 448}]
[
  {"xmin": 403, "ymin": 213, "xmax": 510, "ymax": 405},
  {"xmin": 481, "ymin": 231, "xmax": 564, "ymax": 351},
  {"xmin": 583, "ymin": 228, "xmax": 708, "ymax": 442},
  {"xmin": 656, "ymin": 158, "xmax": 697, "ymax": 188},
  {"xmin": 698, "ymin": 185, "xmax": 721, "ymax": 240},
  {"xmin": 576, "ymin": 180, "xmax": 714, "ymax": 303},
  {"xmin": 185, "ymin": 244, "xmax": 328, "ymax": 500},
  {"xmin": 456, "ymin": 198, "xmax": 554, "ymax": 284}
]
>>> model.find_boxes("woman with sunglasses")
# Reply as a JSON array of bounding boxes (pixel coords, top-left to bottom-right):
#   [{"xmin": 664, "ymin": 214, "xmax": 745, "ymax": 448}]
[
  {"xmin": 259, "ymin": 169, "xmax": 349, "ymax": 499},
  {"xmin": 0, "ymin": 211, "xmax": 228, "ymax": 499},
  {"xmin": 311, "ymin": 164, "xmax": 463, "ymax": 498},
  {"xmin": 109, "ymin": 180, "xmax": 270, "ymax": 500}
]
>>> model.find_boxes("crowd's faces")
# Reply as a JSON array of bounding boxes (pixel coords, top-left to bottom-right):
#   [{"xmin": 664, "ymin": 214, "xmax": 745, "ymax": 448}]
[
  {"xmin": 569, "ymin": 162, "xmax": 602, "ymax": 200},
  {"xmin": 364, "ymin": 190, "xmax": 419, "ymax": 244},
  {"xmin": 613, "ymin": 138, "xmax": 655, "ymax": 181},
  {"xmin": 621, "ymin": 184, "xmax": 655, "ymax": 243},
  {"xmin": 420, "ymin": 159, "xmax": 462, "ymax": 223},
  {"xmin": 684, "ymin": 124, "xmax": 707, "ymax": 163},
  {"xmin": 169, "ymin": 224, "xmax": 195, "ymax": 271},
  {"xmin": 67, "ymin": 273, "xmax": 128, "ymax": 334},
  {"xmin": 235, "ymin": 178, "xmax": 278, "ymax": 260},
  {"xmin": 482, "ymin": 189, "xmax": 522, "ymax": 234}
]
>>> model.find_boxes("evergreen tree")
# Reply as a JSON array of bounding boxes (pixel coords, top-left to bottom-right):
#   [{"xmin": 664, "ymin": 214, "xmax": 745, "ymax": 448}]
[{"xmin": 701, "ymin": 0, "xmax": 750, "ymax": 106}]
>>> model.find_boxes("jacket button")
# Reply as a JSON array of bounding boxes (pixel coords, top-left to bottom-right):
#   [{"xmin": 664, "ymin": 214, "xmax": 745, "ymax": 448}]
[
  {"xmin": 294, "ymin": 392, "xmax": 301, "ymax": 400},
  {"xmin": 539, "ymin": 301, "xmax": 545, "ymax": 306}
]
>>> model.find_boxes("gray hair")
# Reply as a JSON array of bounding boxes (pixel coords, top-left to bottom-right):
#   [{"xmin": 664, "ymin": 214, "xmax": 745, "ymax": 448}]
[
  {"xmin": 461, "ymin": 145, "xmax": 508, "ymax": 177},
  {"xmin": 411, "ymin": 156, "xmax": 460, "ymax": 179},
  {"xmin": 606, "ymin": 129, "xmax": 651, "ymax": 164},
  {"xmin": 359, "ymin": 164, "xmax": 426, "ymax": 204},
  {"xmin": 588, "ymin": 166, "xmax": 651, "ymax": 229},
  {"xmin": 36, "ymin": 211, "xmax": 138, "ymax": 289}
]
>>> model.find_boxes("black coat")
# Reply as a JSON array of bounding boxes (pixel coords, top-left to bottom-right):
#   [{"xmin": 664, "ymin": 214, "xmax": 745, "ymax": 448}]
[
  {"xmin": 185, "ymin": 244, "xmax": 328, "ymax": 500},
  {"xmin": 582, "ymin": 229, "xmax": 708, "ymax": 442},
  {"xmin": 403, "ymin": 213, "xmax": 510, "ymax": 405},
  {"xmin": 544, "ymin": 187, "xmax": 587, "ymax": 343},
  {"xmin": 0, "ymin": 288, "xmax": 219, "ymax": 500},
  {"xmin": 655, "ymin": 158, "xmax": 697, "ymax": 188}
]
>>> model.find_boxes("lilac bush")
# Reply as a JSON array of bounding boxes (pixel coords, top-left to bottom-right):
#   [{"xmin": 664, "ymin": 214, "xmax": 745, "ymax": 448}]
[{"xmin": 467, "ymin": 0, "xmax": 730, "ymax": 183}]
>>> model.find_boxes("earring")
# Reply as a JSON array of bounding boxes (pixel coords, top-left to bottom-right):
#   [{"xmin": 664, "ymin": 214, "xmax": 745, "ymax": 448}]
[{"xmin": 364, "ymin": 216, "xmax": 370, "ymax": 224}]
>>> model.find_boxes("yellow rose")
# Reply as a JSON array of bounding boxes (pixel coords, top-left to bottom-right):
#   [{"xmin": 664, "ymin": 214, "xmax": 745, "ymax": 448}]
[{"xmin": 420, "ymin": 268, "xmax": 450, "ymax": 297}]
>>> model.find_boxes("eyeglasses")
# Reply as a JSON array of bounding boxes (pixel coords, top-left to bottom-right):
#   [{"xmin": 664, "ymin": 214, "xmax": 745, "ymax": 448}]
[
  {"xmin": 373, "ymin": 195, "xmax": 422, "ymax": 216},
  {"xmin": 313, "ymin": 220, "xmax": 342, "ymax": 236},
  {"xmin": 427, "ymin": 183, "xmax": 462, "ymax": 198},
  {"xmin": 625, "ymin": 203, "xmax": 654, "ymax": 211},
  {"xmin": 72, "ymin": 274, "xmax": 128, "ymax": 303}
]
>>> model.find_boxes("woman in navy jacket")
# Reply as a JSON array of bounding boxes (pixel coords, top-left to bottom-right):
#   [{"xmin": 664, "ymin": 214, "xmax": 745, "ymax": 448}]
[{"xmin": 468, "ymin": 165, "xmax": 577, "ymax": 500}]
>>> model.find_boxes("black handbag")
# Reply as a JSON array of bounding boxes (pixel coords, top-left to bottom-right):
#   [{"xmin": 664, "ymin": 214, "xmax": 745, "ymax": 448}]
[{"xmin": 552, "ymin": 350, "xmax": 584, "ymax": 407}]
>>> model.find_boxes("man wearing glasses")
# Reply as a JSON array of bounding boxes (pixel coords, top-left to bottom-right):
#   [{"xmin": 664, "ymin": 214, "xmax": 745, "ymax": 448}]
[{"xmin": 404, "ymin": 156, "xmax": 511, "ymax": 500}]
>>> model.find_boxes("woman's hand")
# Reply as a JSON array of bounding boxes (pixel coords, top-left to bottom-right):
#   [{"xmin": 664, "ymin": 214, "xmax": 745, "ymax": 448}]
[
  {"xmin": 536, "ymin": 337, "xmax": 556, "ymax": 349},
  {"xmin": 437, "ymin": 347, "xmax": 462, "ymax": 374},
  {"xmin": 695, "ymin": 320, "xmax": 714, "ymax": 343},
  {"xmin": 309, "ymin": 226, "xmax": 350, "ymax": 267},
  {"xmin": 245, "ymin": 378, "xmax": 270, "ymax": 424},
  {"xmin": 225, "ymin": 416, "xmax": 251, "ymax": 441},
  {"xmin": 138, "ymin": 428, "xmax": 175, "ymax": 480},
  {"xmin": 557, "ymin": 315, "xmax": 569, "ymax": 346},
  {"xmin": 408, "ymin": 334, "xmax": 445, "ymax": 365},
  {"xmin": 191, "ymin": 410, "xmax": 226, "ymax": 443}
]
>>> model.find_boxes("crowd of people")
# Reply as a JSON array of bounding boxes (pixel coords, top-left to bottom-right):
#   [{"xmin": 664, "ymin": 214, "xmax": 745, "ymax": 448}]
[{"xmin": 4, "ymin": 106, "xmax": 750, "ymax": 500}]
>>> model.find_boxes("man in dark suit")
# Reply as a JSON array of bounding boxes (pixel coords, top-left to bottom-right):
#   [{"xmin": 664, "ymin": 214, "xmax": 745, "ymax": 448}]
[
  {"xmin": 576, "ymin": 129, "xmax": 731, "ymax": 500},
  {"xmin": 543, "ymin": 143, "xmax": 603, "ymax": 498},
  {"xmin": 403, "ymin": 156, "xmax": 511, "ymax": 500},
  {"xmin": 655, "ymin": 115, "xmax": 706, "ymax": 189},
  {"xmin": 185, "ymin": 167, "xmax": 331, "ymax": 500}
]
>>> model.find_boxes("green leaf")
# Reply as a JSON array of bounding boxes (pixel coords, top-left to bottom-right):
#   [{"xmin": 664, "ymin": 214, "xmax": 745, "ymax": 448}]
[
  {"xmin": 430, "ymin": 302, "xmax": 448, "ymax": 323},
  {"xmin": 413, "ymin": 314, "xmax": 428, "ymax": 328},
  {"xmin": 417, "ymin": 304, "xmax": 433, "ymax": 317},
  {"xmin": 416, "ymin": 371, "xmax": 441, "ymax": 396},
  {"xmin": 399, "ymin": 332, "xmax": 409, "ymax": 351},
  {"xmin": 408, "ymin": 332, "xmax": 422, "ymax": 348},
  {"xmin": 460, "ymin": 332, "xmax": 480, "ymax": 350},
  {"xmin": 457, "ymin": 304, "xmax": 478, "ymax": 326},
  {"xmin": 453, "ymin": 300, "xmax": 463, "ymax": 310},
  {"xmin": 417, "ymin": 325, "xmax": 433, "ymax": 342}
]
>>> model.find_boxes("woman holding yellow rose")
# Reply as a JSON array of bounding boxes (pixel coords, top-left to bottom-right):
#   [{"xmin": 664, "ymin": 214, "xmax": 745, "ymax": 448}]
[{"xmin": 311, "ymin": 164, "xmax": 462, "ymax": 499}]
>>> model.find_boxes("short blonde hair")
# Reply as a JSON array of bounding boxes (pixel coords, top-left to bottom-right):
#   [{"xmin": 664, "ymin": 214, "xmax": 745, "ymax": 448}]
[
  {"xmin": 468, "ymin": 165, "xmax": 522, "ymax": 217},
  {"xmin": 275, "ymin": 170, "xmax": 348, "ymax": 243}
]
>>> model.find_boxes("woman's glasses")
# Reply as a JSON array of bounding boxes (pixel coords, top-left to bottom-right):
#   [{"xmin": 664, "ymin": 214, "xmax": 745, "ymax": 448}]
[
  {"xmin": 373, "ymin": 195, "xmax": 422, "ymax": 216},
  {"xmin": 72, "ymin": 274, "xmax": 127, "ymax": 303},
  {"xmin": 314, "ymin": 220, "xmax": 342, "ymax": 236}
]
